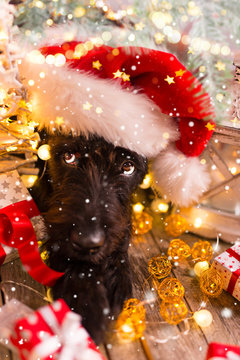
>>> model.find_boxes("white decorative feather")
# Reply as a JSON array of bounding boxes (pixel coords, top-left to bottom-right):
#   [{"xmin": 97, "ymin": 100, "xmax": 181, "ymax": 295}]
[
  {"xmin": 19, "ymin": 59, "xmax": 179, "ymax": 157},
  {"xmin": 152, "ymin": 145, "xmax": 211, "ymax": 207}
]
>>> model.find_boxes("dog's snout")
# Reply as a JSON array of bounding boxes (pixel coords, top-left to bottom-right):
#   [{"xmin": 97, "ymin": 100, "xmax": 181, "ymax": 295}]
[
  {"xmin": 87, "ymin": 231, "xmax": 105, "ymax": 248},
  {"xmin": 71, "ymin": 230, "xmax": 105, "ymax": 251}
]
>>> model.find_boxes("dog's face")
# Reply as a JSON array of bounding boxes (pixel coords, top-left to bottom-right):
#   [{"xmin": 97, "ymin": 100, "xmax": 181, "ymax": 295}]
[{"xmin": 42, "ymin": 134, "xmax": 147, "ymax": 266}]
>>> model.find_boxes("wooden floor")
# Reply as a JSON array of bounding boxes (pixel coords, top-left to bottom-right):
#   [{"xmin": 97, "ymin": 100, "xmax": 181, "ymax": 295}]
[{"xmin": 0, "ymin": 219, "xmax": 240, "ymax": 360}]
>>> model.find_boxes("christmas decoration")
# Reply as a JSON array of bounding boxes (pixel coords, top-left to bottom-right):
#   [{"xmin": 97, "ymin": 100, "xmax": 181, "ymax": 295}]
[
  {"xmin": 193, "ymin": 261, "xmax": 209, "ymax": 277},
  {"xmin": 132, "ymin": 211, "xmax": 153, "ymax": 236},
  {"xmin": 0, "ymin": 170, "xmax": 64, "ymax": 286},
  {"xmin": 191, "ymin": 240, "xmax": 213, "ymax": 262},
  {"xmin": 164, "ymin": 214, "xmax": 188, "ymax": 237},
  {"xmin": 148, "ymin": 255, "xmax": 172, "ymax": 280},
  {"xmin": 213, "ymin": 243, "xmax": 240, "ymax": 301},
  {"xmin": 150, "ymin": 198, "xmax": 169, "ymax": 213},
  {"xmin": 116, "ymin": 298, "xmax": 146, "ymax": 343},
  {"xmin": 157, "ymin": 278, "xmax": 185, "ymax": 302},
  {"xmin": 37, "ymin": 144, "xmax": 51, "ymax": 161},
  {"xmin": 0, "ymin": 0, "xmax": 39, "ymax": 175},
  {"xmin": 206, "ymin": 342, "xmax": 240, "ymax": 360},
  {"xmin": 200, "ymin": 266, "xmax": 224, "ymax": 298},
  {"xmin": 17, "ymin": 31, "xmax": 215, "ymax": 207},
  {"xmin": 167, "ymin": 239, "xmax": 191, "ymax": 260},
  {"xmin": 159, "ymin": 300, "xmax": 188, "ymax": 325},
  {"xmin": 0, "ymin": 298, "xmax": 104, "ymax": 360},
  {"xmin": 193, "ymin": 309, "xmax": 213, "ymax": 328}
]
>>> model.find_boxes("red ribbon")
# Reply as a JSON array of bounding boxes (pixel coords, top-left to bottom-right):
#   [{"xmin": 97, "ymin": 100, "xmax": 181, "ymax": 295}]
[
  {"xmin": 207, "ymin": 342, "xmax": 240, "ymax": 359},
  {"xmin": 226, "ymin": 248, "xmax": 240, "ymax": 295},
  {"xmin": 0, "ymin": 200, "xmax": 64, "ymax": 286}
]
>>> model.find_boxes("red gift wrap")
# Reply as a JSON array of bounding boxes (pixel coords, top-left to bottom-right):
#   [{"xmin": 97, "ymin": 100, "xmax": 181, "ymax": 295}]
[
  {"xmin": 206, "ymin": 342, "xmax": 240, "ymax": 359},
  {"xmin": 0, "ymin": 170, "xmax": 63, "ymax": 286},
  {"xmin": 10, "ymin": 299, "xmax": 105, "ymax": 360}
]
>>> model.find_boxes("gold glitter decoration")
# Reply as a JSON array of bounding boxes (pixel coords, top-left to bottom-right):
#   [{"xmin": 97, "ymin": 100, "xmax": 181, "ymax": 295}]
[
  {"xmin": 160, "ymin": 300, "xmax": 188, "ymax": 325},
  {"xmin": 158, "ymin": 278, "xmax": 184, "ymax": 302},
  {"xmin": 132, "ymin": 211, "xmax": 153, "ymax": 236},
  {"xmin": 116, "ymin": 298, "xmax": 146, "ymax": 343},
  {"xmin": 191, "ymin": 240, "xmax": 213, "ymax": 262},
  {"xmin": 167, "ymin": 239, "xmax": 191, "ymax": 260},
  {"xmin": 164, "ymin": 214, "xmax": 188, "ymax": 237},
  {"xmin": 148, "ymin": 255, "xmax": 172, "ymax": 279},
  {"xmin": 199, "ymin": 266, "xmax": 223, "ymax": 297}
]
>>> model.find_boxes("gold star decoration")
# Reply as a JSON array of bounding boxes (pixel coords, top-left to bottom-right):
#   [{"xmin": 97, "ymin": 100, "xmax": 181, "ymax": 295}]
[
  {"xmin": 113, "ymin": 70, "xmax": 123, "ymax": 79},
  {"xmin": 122, "ymin": 72, "xmax": 130, "ymax": 82},
  {"xmin": 175, "ymin": 69, "xmax": 186, "ymax": 77},
  {"xmin": 154, "ymin": 32, "xmax": 165, "ymax": 45},
  {"xmin": 164, "ymin": 75, "xmax": 175, "ymax": 85},
  {"xmin": 55, "ymin": 116, "xmax": 64, "ymax": 125},
  {"xmin": 215, "ymin": 61, "xmax": 226, "ymax": 71},
  {"xmin": 92, "ymin": 60, "xmax": 102, "ymax": 70},
  {"xmin": 205, "ymin": 122, "xmax": 215, "ymax": 131},
  {"xmin": 83, "ymin": 101, "xmax": 93, "ymax": 111},
  {"xmin": 135, "ymin": 22, "xmax": 145, "ymax": 31}
]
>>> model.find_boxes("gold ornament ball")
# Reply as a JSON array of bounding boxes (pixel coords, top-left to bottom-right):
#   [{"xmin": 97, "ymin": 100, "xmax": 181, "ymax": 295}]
[
  {"xmin": 194, "ymin": 261, "xmax": 209, "ymax": 277},
  {"xmin": 122, "ymin": 298, "xmax": 145, "ymax": 319},
  {"xmin": 164, "ymin": 214, "xmax": 188, "ymax": 237},
  {"xmin": 191, "ymin": 240, "xmax": 213, "ymax": 262},
  {"xmin": 167, "ymin": 239, "xmax": 191, "ymax": 260},
  {"xmin": 200, "ymin": 267, "xmax": 223, "ymax": 297},
  {"xmin": 158, "ymin": 278, "xmax": 185, "ymax": 302},
  {"xmin": 148, "ymin": 255, "xmax": 172, "ymax": 279},
  {"xmin": 132, "ymin": 211, "xmax": 153, "ymax": 235},
  {"xmin": 193, "ymin": 309, "xmax": 213, "ymax": 327},
  {"xmin": 116, "ymin": 298, "xmax": 146, "ymax": 343},
  {"xmin": 160, "ymin": 300, "xmax": 188, "ymax": 325}
]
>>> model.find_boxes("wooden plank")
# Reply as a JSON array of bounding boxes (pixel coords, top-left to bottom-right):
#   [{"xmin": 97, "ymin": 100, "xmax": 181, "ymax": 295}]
[
  {"xmin": 207, "ymin": 142, "xmax": 232, "ymax": 180},
  {"xmin": 0, "ymin": 285, "xmax": 12, "ymax": 360},
  {"xmin": 0, "ymin": 258, "xmax": 46, "ymax": 310},
  {"xmin": 201, "ymin": 172, "xmax": 240, "ymax": 200},
  {"xmin": 127, "ymin": 232, "xmax": 209, "ymax": 360}
]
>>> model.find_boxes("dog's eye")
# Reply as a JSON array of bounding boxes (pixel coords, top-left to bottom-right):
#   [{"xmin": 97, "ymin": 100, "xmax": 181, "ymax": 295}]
[
  {"xmin": 64, "ymin": 152, "xmax": 76, "ymax": 165},
  {"xmin": 121, "ymin": 161, "xmax": 135, "ymax": 175}
]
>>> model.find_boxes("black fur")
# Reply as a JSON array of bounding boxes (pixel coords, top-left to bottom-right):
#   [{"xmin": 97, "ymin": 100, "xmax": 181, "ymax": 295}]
[{"xmin": 31, "ymin": 133, "xmax": 147, "ymax": 344}]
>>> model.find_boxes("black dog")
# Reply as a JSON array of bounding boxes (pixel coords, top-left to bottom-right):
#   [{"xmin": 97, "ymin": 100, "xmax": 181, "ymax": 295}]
[{"xmin": 31, "ymin": 132, "xmax": 147, "ymax": 344}]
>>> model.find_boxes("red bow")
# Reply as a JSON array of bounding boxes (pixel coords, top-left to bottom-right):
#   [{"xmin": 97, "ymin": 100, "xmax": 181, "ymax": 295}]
[{"xmin": 0, "ymin": 200, "xmax": 64, "ymax": 286}]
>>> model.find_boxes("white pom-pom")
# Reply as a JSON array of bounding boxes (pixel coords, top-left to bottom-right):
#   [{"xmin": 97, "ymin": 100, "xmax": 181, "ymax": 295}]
[{"xmin": 152, "ymin": 145, "xmax": 211, "ymax": 207}]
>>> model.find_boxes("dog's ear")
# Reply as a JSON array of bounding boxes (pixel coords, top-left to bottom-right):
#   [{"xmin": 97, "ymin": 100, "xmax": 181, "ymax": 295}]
[{"xmin": 28, "ymin": 128, "xmax": 53, "ymax": 212}]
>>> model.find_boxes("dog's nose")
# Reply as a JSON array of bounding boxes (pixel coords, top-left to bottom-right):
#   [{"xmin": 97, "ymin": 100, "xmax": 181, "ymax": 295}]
[{"xmin": 81, "ymin": 231, "xmax": 105, "ymax": 249}]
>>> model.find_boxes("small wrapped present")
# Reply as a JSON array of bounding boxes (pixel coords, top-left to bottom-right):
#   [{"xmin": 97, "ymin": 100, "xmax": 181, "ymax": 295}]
[
  {"xmin": 213, "ymin": 243, "xmax": 240, "ymax": 301},
  {"xmin": 1, "ymin": 299, "xmax": 105, "ymax": 360},
  {"xmin": 206, "ymin": 342, "xmax": 240, "ymax": 359},
  {"xmin": 0, "ymin": 170, "xmax": 63, "ymax": 286}
]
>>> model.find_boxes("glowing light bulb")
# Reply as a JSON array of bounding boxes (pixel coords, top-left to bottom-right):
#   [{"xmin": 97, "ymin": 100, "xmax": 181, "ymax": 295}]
[
  {"xmin": 21, "ymin": 175, "xmax": 38, "ymax": 188},
  {"xmin": 139, "ymin": 173, "xmax": 152, "ymax": 189},
  {"xmin": 194, "ymin": 217, "xmax": 202, "ymax": 228},
  {"xmin": 133, "ymin": 203, "xmax": 144, "ymax": 214},
  {"xmin": 194, "ymin": 261, "xmax": 209, "ymax": 277},
  {"xmin": 38, "ymin": 144, "xmax": 51, "ymax": 160},
  {"xmin": 193, "ymin": 309, "xmax": 213, "ymax": 327}
]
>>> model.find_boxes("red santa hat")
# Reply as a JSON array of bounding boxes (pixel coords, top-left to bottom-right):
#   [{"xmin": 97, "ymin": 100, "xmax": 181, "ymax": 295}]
[{"xmin": 18, "ymin": 35, "xmax": 215, "ymax": 207}]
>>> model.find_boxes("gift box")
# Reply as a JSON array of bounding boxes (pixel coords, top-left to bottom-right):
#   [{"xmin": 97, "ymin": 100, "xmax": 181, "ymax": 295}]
[
  {"xmin": 206, "ymin": 342, "xmax": 240, "ymax": 359},
  {"xmin": 0, "ymin": 170, "xmax": 44, "ymax": 260},
  {"xmin": 213, "ymin": 243, "xmax": 240, "ymax": 301},
  {"xmin": 6, "ymin": 299, "xmax": 105, "ymax": 360},
  {"xmin": 0, "ymin": 170, "xmax": 63, "ymax": 286}
]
